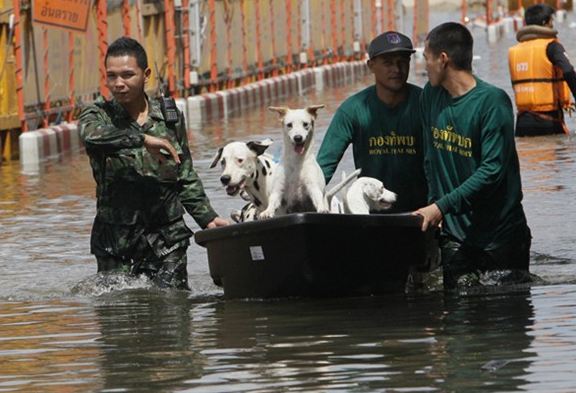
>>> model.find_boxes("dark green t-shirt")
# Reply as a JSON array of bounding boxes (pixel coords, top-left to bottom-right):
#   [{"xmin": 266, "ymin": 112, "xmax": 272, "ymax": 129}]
[
  {"xmin": 420, "ymin": 77, "xmax": 528, "ymax": 249},
  {"xmin": 317, "ymin": 83, "xmax": 427, "ymax": 212}
]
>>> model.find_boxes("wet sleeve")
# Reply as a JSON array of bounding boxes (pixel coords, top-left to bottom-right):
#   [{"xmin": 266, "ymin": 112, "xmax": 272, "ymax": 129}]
[
  {"xmin": 79, "ymin": 106, "xmax": 144, "ymax": 153},
  {"xmin": 435, "ymin": 91, "xmax": 514, "ymax": 215},
  {"xmin": 316, "ymin": 109, "xmax": 355, "ymax": 184},
  {"xmin": 564, "ymin": 70, "xmax": 576, "ymax": 100},
  {"xmin": 547, "ymin": 41, "xmax": 576, "ymax": 98},
  {"xmin": 547, "ymin": 41, "xmax": 574, "ymax": 74},
  {"xmin": 419, "ymin": 86, "xmax": 437, "ymax": 204},
  {"xmin": 175, "ymin": 113, "xmax": 219, "ymax": 228}
]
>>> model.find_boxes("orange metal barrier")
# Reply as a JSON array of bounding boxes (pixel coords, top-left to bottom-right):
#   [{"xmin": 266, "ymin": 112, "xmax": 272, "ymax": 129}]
[
  {"xmin": 464, "ymin": 0, "xmax": 574, "ymax": 27},
  {"xmin": 413, "ymin": 0, "xmax": 429, "ymax": 48},
  {"xmin": 507, "ymin": 0, "xmax": 572, "ymax": 12},
  {"xmin": 1, "ymin": 0, "xmax": 432, "ymax": 162},
  {"xmin": 0, "ymin": 0, "xmax": 20, "ymax": 160}
]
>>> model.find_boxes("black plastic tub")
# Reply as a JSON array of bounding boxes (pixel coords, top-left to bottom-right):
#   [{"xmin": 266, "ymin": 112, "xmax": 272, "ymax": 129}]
[{"xmin": 194, "ymin": 213, "xmax": 438, "ymax": 299}]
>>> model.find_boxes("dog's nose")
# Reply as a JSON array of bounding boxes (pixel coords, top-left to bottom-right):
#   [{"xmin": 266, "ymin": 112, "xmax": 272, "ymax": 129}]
[
  {"xmin": 220, "ymin": 175, "xmax": 231, "ymax": 185},
  {"xmin": 294, "ymin": 135, "xmax": 303, "ymax": 143}
]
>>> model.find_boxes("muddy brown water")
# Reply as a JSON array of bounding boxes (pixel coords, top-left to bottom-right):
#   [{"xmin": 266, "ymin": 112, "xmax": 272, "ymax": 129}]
[{"xmin": 2, "ymin": 12, "xmax": 576, "ymax": 393}]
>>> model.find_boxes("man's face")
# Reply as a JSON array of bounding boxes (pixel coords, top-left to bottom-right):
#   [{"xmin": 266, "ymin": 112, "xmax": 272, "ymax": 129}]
[
  {"xmin": 105, "ymin": 55, "xmax": 150, "ymax": 104},
  {"xmin": 368, "ymin": 53, "xmax": 411, "ymax": 92},
  {"xmin": 423, "ymin": 41, "xmax": 445, "ymax": 87}
]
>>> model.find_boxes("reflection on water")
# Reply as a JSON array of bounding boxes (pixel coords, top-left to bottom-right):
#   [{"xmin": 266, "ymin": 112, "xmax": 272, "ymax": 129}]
[
  {"xmin": 4, "ymin": 288, "xmax": 576, "ymax": 392},
  {"xmin": 2, "ymin": 11, "xmax": 576, "ymax": 393},
  {"xmin": 0, "ymin": 301, "xmax": 102, "ymax": 392},
  {"xmin": 93, "ymin": 291, "xmax": 204, "ymax": 393},
  {"xmin": 194, "ymin": 292, "xmax": 536, "ymax": 393}
]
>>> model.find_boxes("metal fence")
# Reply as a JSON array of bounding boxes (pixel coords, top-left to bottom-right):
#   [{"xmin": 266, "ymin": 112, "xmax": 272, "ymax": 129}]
[{"xmin": 1, "ymin": 0, "xmax": 430, "ymax": 161}]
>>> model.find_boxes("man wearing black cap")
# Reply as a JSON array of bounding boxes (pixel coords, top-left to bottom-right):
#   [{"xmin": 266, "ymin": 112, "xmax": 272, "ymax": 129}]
[{"xmin": 317, "ymin": 31, "xmax": 427, "ymax": 213}]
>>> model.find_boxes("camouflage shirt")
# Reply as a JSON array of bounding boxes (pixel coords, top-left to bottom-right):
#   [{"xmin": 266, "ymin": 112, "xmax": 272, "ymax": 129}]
[{"xmin": 79, "ymin": 96, "xmax": 218, "ymax": 257}]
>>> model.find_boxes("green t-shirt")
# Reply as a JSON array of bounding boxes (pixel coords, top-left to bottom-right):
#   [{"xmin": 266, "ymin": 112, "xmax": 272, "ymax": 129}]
[
  {"xmin": 420, "ymin": 77, "xmax": 528, "ymax": 249},
  {"xmin": 317, "ymin": 83, "xmax": 427, "ymax": 212}
]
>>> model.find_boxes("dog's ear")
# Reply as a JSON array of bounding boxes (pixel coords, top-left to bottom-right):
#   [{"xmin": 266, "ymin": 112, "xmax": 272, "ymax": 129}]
[
  {"xmin": 268, "ymin": 106, "xmax": 289, "ymax": 118},
  {"xmin": 306, "ymin": 104, "xmax": 325, "ymax": 118},
  {"xmin": 209, "ymin": 147, "xmax": 224, "ymax": 168},
  {"xmin": 246, "ymin": 138, "xmax": 273, "ymax": 156}
]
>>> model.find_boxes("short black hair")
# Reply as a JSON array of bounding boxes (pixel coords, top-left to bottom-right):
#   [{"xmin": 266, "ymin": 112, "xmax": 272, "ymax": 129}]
[
  {"xmin": 426, "ymin": 22, "xmax": 473, "ymax": 71},
  {"xmin": 105, "ymin": 37, "xmax": 148, "ymax": 70},
  {"xmin": 524, "ymin": 4, "xmax": 555, "ymax": 26}
]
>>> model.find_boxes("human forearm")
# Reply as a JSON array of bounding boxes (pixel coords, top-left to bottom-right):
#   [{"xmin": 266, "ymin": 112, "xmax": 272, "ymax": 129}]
[
  {"xmin": 547, "ymin": 42, "xmax": 576, "ymax": 99},
  {"xmin": 180, "ymin": 173, "xmax": 219, "ymax": 228},
  {"xmin": 317, "ymin": 145, "xmax": 344, "ymax": 184},
  {"xmin": 422, "ymin": 149, "xmax": 438, "ymax": 204},
  {"xmin": 317, "ymin": 114, "xmax": 353, "ymax": 183},
  {"xmin": 564, "ymin": 70, "xmax": 576, "ymax": 101},
  {"xmin": 178, "ymin": 138, "xmax": 218, "ymax": 228},
  {"xmin": 413, "ymin": 203, "xmax": 443, "ymax": 231},
  {"xmin": 182, "ymin": 193, "xmax": 218, "ymax": 229},
  {"xmin": 79, "ymin": 109, "xmax": 144, "ymax": 152},
  {"xmin": 435, "ymin": 162, "xmax": 501, "ymax": 215}
]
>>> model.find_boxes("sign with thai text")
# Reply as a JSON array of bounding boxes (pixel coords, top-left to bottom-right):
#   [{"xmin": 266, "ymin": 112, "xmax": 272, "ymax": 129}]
[{"xmin": 33, "ymin": 0, "xmax": 92, "ymax": 32}]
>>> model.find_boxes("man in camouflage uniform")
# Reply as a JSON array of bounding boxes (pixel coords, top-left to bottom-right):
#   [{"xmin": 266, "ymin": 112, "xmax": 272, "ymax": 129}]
[{"xmin": 79, "ymin": 37, "xmax": 228, "ymax": 290}]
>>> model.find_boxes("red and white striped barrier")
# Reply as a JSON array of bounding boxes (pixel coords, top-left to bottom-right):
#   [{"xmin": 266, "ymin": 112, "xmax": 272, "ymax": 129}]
[
  {"xmin": 186, "ymin": 60, "xmax": 369, "ymax": 125},
  {"xmin": 314, "ymin": 62, "xmax": 366, "ymax": 91},
  {"xmin": 19, "ymin": 122, "xmax": 82, "ymax": 172},
  {"xmin": 17, "ymin": 61, "xmax": 370, "ymax": 170},
  {"xmin": 487, "ymin": 20, "xmax": 506, "ymax": 43},
  {"xmin": 296, "ymin": 69, "xmax": 316, "ymax": 94}
]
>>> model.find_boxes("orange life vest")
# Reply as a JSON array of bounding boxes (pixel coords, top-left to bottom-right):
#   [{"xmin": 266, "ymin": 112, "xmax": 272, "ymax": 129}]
[{"xmin": 508, "ymin": 38, "xmax": 572, "ymax": 112}]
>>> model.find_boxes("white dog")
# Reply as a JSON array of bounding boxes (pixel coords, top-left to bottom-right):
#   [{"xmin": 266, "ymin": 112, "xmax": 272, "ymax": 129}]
[
  {"xmin": 344, "ymin": 177, "xmax": 397, "ymax": 214},
  {"xmin": 259, "ymin": 105, "xmax": 328, "ymax": 218},
  {"xmin": 209, "ymin": 139, "xmax": 276, "ymax": 215},
  {"xmin": 329, "ymin": 172, "xmax": 397, "ymax": 214},
  {"xmin": 227, "ymin": 169, "xmax": 361, "ymax": 222}
]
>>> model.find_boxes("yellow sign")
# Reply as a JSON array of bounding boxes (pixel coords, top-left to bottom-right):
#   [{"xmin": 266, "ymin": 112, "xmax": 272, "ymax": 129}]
[{"xmin": 33, "ymin": 0, "xmax": 92, "ymax": 32}]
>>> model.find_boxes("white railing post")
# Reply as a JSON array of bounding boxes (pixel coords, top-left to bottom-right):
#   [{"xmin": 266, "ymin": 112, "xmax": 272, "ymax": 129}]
[
  {"xmin": 300, "ymin": 0, "xmax": 311, "ymax": 65},
  {"xmin": 188, "ymin": 0, "xmax": 202, "ymax": 86}
]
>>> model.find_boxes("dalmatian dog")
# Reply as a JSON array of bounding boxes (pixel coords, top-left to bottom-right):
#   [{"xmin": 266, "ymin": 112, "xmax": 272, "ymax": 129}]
[
  {"xmin": 230, "ymin": 202, "xmax": 258, "ymax": 223},
  {"xmin": 209, "ymin": 139, "xmax": 277, "ymax": 219},
  {"xmin": 259, "ymin": 105, "xmax": 331, "ymax": 219}
]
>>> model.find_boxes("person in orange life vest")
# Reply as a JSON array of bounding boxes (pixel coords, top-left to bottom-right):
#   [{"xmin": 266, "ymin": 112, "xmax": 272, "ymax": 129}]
[{"xmin": 508, "ymin": 4, "xmax": 576, "ymax": 136}]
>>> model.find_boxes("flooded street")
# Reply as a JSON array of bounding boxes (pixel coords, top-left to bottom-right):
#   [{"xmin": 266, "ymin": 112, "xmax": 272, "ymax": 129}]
[{"xmin": 2, "ymin": 11, "xmax": 576, "ymax": 392}]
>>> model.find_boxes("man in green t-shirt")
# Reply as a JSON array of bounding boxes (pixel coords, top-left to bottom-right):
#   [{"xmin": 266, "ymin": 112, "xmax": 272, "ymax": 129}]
[
  {"xmin": 415, "ymin": 22, "xmax": 532, "ymax": 289},
  {"xmin": 317, "ymin": 31, "xmax": 427, "ymax": 213}
]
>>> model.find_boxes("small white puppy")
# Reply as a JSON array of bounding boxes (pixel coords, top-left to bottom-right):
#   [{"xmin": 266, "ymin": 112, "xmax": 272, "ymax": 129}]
[
  {"xmin": 259, "ymin": 105, "xmax": 328, "ymax": 218},
  {"xmin": 345, "ymin": 177, "xmax": 397, "ymax": 214}
]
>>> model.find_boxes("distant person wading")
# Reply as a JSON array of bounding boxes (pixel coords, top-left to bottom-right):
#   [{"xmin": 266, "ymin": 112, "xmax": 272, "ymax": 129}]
[{"xmin": 508, "ymin": 4, "xmax": 576, "ymax": 136}]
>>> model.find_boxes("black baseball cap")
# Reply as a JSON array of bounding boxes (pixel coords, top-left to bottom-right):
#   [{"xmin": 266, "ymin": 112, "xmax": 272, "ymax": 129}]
[{"xmin": 368, "ymin": 31, "xmax": 416, "ymax": 59}]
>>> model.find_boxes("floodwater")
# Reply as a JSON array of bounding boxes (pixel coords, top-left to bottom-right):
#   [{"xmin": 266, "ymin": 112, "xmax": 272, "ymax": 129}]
[{"xmin": 2, "ymin": 11, "xmax": 576, "ymax": 393}]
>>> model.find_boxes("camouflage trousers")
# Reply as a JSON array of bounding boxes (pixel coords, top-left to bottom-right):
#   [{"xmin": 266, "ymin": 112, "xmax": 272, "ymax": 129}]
[
  {"xmin": 440, "ymin": 226, "xmax": 532, "ymax": 290},
  {"xmin": 96, "ymin": 245, "xmax": 190, "ymax": 290}
]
